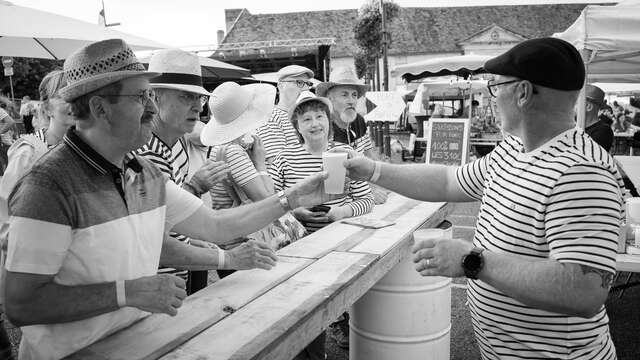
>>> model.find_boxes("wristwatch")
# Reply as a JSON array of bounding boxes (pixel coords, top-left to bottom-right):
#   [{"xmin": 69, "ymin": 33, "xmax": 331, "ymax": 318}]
[
  {"xmin": 461, "ymin": 247, "xmax": 485, "ymax": 280},
  {"xmin": 277, "ymin": 190, "xmax": 292, "ymax": 211}
]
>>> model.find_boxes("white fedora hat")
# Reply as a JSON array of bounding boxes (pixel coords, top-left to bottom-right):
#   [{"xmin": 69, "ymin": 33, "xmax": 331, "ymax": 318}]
[
  {"xmin": 200, "ymin": 82, "xmax": 276, "ymax": 146},
  {"xmin": 148, "ymin": 48, "xmax": 209, "ymax": 96},
  {"xmin": 316, "ymin": 66, "xmax": 368, "ymax": 98},
  {"xmin": 58, "ymin": 38, "xmax": 159, "ymax": 102}
]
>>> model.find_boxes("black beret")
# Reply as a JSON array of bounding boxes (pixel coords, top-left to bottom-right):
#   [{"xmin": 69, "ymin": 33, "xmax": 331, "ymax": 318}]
[{"xmin": 484, "ymin": 37, "xmax": 585, "ymax": 91}]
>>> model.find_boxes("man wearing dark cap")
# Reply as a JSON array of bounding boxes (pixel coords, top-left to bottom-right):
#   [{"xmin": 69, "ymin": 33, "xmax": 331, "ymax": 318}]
[
  {"xmin": 257, "ymin": 64, "xmax": 314, "ymax": 164},
  {"xmin": 584, "ymin": 84, "xmax": 614, "ymax": 151},
  {"xmin": 341, "ymin": 38, "xmax": 623, "ymax": 359}
]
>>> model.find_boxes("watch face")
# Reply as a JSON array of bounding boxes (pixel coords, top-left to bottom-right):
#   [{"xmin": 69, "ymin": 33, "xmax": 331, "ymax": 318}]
[{"xmin": 464, "ymin": 253, "xmax": 482, "ymax": 270}]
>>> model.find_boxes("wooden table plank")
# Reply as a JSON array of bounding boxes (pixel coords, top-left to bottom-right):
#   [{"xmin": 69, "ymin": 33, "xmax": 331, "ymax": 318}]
[
  {"xmin": 278, "ymin": 194, "xmax": 422, "ymax": 259},
  {"xmin": 617, "ymin": 253, "xmax": 640, "ymax": 273},
  {"xmin": 345, "ymin": 202, "xmax": 449, "ymax": 256},
  {"xmin": 615, "ymin": 155, "xmax": 640, "ymax": 190},
  {"xmin": 159, "ymin": 251, "xmax": 378, "ymax": 360},
  {"xmin": 68, "ymin": 256, "xmax": 313, "ymax": 360}
]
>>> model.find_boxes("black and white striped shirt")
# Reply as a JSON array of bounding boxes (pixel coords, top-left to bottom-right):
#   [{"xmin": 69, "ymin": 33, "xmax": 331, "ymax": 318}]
[
  {"xmin": 136, "ymin": 133, "xmax": 191, "ymax": 279},
  {"xmin": 257, "ymin": 106, "xmax": 300, "ymax": 160},
  {"xmin": 456, "ymin": 128, "xmax": 622, "ymax": 360},
  {"xmin": 269, "ymin": 142, "xmax": 374, "ymax": 233}
]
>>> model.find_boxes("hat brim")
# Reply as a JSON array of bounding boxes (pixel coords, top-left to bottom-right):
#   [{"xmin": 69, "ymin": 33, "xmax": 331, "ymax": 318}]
[
  {"xmin": 150, "ymin": 83, "xmax": 210, "ymax": 96},
  {"xmin": 200, "ymin": 83, "xmax": 276, "ymax": 146},
  {"xmin": 292, "ymin": 97, "xmax": 333, "ymax": 117},
  {"xmin": 316, "ymin": 82, "xmax": 368, "ymax": 97},
  {"xmin": 58, "ymin": 71, "xmax": 160, "ymax": 102}
]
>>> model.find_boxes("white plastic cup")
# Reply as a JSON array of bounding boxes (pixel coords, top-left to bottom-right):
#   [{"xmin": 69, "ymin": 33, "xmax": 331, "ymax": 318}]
[
  {"xmin": 627, "ymin": 198, "xmax": 640, "ymax": 224},
  {"xmin": 322, "ymin": 152, "xmax": 348, "ymax": 194}
]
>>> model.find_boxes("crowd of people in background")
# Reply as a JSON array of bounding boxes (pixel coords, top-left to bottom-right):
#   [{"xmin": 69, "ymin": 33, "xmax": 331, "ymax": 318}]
[{"xmin": 0, "ymin": 35, "xmax": 633, "ymax": 360}]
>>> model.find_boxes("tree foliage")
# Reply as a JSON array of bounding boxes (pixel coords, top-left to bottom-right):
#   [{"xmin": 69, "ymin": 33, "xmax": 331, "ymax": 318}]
[
  {"xmin": 0, "ymin": 57, "xmax": 62, "ymax": 100},
  {"xmin": 352, "ymin": 0, "xmax": 399, "ymax": 82}
]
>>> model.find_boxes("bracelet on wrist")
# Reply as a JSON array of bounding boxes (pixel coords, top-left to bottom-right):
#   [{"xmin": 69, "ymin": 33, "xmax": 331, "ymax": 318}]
[
  {"xmin": 116, "ymin": 280, "xmax": 126, "ymax": 308},
  {"xmin": 218, "ymin": 249, "xmax": 226, "ymax": 269}
]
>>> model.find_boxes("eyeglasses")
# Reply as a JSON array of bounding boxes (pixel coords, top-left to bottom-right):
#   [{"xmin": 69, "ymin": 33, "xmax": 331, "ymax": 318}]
[
  {"xmin": 178, "ymin": 92, "xmax": 209, "ymax": 106},
  {"xmin": 487, "ymin": 79, "xmax": 538, "ymax": 97},
  {"xmin": 105, "ymin": 89, "xmax": 156, "ymax": 105},
  {"xmin": 280, "ymin": 79, "xmax": 314, "ymax": 88}
]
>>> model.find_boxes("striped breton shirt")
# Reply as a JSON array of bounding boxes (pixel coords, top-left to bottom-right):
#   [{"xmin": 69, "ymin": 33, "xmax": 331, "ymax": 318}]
[
  {"xmin": 6, "ymin": 128, "xmax": 202, "ymax": 359},
  {"xmin": 456, "ymin": 128, "xmax": 622, "ymax": 360},
  {"xmin": 257, "ymin": 106, "xmax": 300, "ymax": 160},
  {"xmin": 269, "ymin": 142, "xmax": 374, "ymax": 233},
  {"xmin": 208, "ymin": 143, "xmax": 259, "ymax": 210},
  {"xmin": 135, "ymin": 133, "xmax": 191, "ymax": 279}
]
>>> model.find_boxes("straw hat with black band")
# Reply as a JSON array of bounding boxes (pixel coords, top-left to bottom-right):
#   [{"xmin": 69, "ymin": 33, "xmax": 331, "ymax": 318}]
[{"xmin": 147, "ymin": 48, "xmax": 210, "ymax": 96}]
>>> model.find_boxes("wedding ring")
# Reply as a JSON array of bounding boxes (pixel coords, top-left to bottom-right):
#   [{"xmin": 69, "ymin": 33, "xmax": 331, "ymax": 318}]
[{"xmin": 426, "ymin": 258, "xmax": 431, "ymax": 267}]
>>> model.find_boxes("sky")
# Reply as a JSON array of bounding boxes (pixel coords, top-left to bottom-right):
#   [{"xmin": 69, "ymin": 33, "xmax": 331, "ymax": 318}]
[{"xmin": 10, "ymin": 0, "xmax": 614, "ymax": 48}]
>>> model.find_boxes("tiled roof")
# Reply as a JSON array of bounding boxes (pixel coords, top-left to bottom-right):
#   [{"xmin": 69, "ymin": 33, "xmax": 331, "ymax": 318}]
[{"xmin": 220, "ymin": 4, "xmax": 589, "ymax": 57}]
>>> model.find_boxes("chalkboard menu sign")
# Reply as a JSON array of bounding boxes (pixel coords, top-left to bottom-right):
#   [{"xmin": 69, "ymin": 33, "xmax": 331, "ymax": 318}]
[{"xmin": 425, "ymin": 118, "xmax": 470, "ymax": 166}]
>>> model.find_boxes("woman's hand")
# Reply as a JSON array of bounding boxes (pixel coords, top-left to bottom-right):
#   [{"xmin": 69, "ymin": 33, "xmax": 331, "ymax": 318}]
[
  {"xmin": 326, "ymin": 206, "xmax": 352, "ymax": 222},
  {"xmin": 247, "ymin": 135, "xmax": 267, "ymax": 171},
  {"xmin": 293, "ymin": 207, "xmax": 330, "ymax": 224}
]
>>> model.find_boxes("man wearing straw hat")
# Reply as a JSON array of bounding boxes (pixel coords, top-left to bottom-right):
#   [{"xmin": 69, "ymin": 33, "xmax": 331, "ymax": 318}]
[
  {"xmin": 584, "ymin": 84, "xmax": 613, "ymax": 152},
  {"xmin": 2, "ymin": 39, "xmax": 330, "ymax": 360},
  {"xmin": 137, "ymin": 48, "xmax": 229, "ymax": 294},
  {"xmin": 341, "ymin": 38, "xmax": 623, "ymax": 359},
  {"xmin": 257, "ymin": 64, "xmax": 314, "ymax": 164}
]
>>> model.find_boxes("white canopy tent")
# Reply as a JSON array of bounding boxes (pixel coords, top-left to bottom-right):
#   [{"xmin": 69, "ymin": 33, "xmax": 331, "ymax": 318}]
[{"xmin": 554, "ymin": 0, "xmax": 640, "ymax": 127}]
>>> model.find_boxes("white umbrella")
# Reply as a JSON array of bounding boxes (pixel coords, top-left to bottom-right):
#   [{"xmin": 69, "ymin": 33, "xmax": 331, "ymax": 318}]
[
  {"xmin": 0, "ymin": 1, "xmax": 166, "ymax": 59},
  {"xmin": 392, "ymin": 55, "xmax": 492, "ymax": 82},
  {"xmin": 138, "ymin": 54, "xmax": 251, "ymax": 79}
]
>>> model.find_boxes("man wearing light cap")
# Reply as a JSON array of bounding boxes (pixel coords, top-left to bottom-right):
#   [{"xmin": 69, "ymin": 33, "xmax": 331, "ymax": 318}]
[
  {"xmin": 136, "ymin": 48, "xmax": 229, "ymax": 294},
  {"xmin": 584, "ymin": 84, "xmax": 613, "ymax": 152},
  {"xmin": 257, "ymin": 64, "xmax": 314, "ymax": 164},
  {"xmin": 342, "ymin": 37, "xmax": 623, "ymax": 359}
]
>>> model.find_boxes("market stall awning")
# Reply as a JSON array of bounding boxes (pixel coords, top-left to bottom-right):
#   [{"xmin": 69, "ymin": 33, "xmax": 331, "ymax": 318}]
[
  {"xmin": 392, "ymin": 55, "xmax": 492, "ymax": 82},
  {"xmin": 554, "ymin": 0, "xmax": 640, "ymax": 83}
]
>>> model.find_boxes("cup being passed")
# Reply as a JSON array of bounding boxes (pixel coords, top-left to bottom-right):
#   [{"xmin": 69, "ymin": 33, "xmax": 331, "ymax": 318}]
[{"xmin": 322, "ymin": 152, "xmax": 348, "ymax": 194}]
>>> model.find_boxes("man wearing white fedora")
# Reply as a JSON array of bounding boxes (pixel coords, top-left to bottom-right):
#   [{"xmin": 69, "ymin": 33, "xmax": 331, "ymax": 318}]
[
  {"xmin": 257, "ymin": 64, "xmax": 314, "ymax": 164},
  {"xmin": 137, "ymin": 48, "xmax": 229, "ymax": 294},
  {"xmin": 3, "ymin": 39, "xmax": 330, "ymax": 360}
]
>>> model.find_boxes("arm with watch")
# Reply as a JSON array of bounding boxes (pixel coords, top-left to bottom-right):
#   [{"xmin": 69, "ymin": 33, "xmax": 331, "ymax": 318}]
[
  {"xmin": 172, "ymin": 171, "xmax": 329, "ymax": 245},
  {"xmin": 342, "ymin": 154, "xmax": 615, "ymax": 319}
]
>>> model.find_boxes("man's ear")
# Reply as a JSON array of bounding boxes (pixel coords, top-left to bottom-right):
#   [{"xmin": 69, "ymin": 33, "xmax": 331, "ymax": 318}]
[
  {"xmin": 516, "ymin": 81, "xmax": 535, "ymax": 108},
  {"xmin": 88, "ymin": 96, "xmax": 109, "ymax": 121}
]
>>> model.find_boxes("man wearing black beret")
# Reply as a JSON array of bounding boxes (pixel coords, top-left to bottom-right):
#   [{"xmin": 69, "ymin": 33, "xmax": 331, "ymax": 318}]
[{"xmin": 342, "ymin": 37, "xmax": 623, "ymax": 359}]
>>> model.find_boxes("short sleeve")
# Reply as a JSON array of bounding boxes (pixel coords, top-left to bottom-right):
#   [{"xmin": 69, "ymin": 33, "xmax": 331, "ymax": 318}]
[
  {"xmin": 268, "ymin": 153, "xmax": 286, "ymax": 192},
  {"xmin": 257, "ymin": 108, "xmax": 288, "ymax": 160},
  {"xmin": 6, "ymin": 174, "xmax": 73, "ymax": 275},
  {"xmin": 355, "ymin": 133, "xmax": 373, "ymax": 153},
  {"xmin": 546, "ymin": 163, "xmax": 622, "ymax": 274},
  {"xmin": 455, "ymin": 154, "xmax": 490, "ymax": 200},
  {"xmin": 164, "ymin": 180, "xmax": 203, "ymax": 229},
  {"xmin": 222, "ymin": 144, "xmax": 259, "ymax": 187}
]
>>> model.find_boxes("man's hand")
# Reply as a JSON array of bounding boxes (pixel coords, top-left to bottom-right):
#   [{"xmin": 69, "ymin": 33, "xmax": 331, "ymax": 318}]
[
  {"xmin": 285, "ymin": 171, "xmax": 331, "ymax": 208},
  {"xmin": 190, "ymin": 160, "xmax": 229, "ymax": 192},
  {"xmin": 125, "ymin": 274, "xmax": 187, "ymax": 316},
  {"xmin": 293, "ymin": 207, "xmax": 330, "ymax": 224},
  {"xmin": 226, "ymin": 239, "xmax": 278, "ymax": 270},
  {"xmin": 412, "ymin": 237, "xmax": 474, "ymax": 278},
  {"xmin": 330, "ymin": 148, "xmax": 375, "ymax": 182}
]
